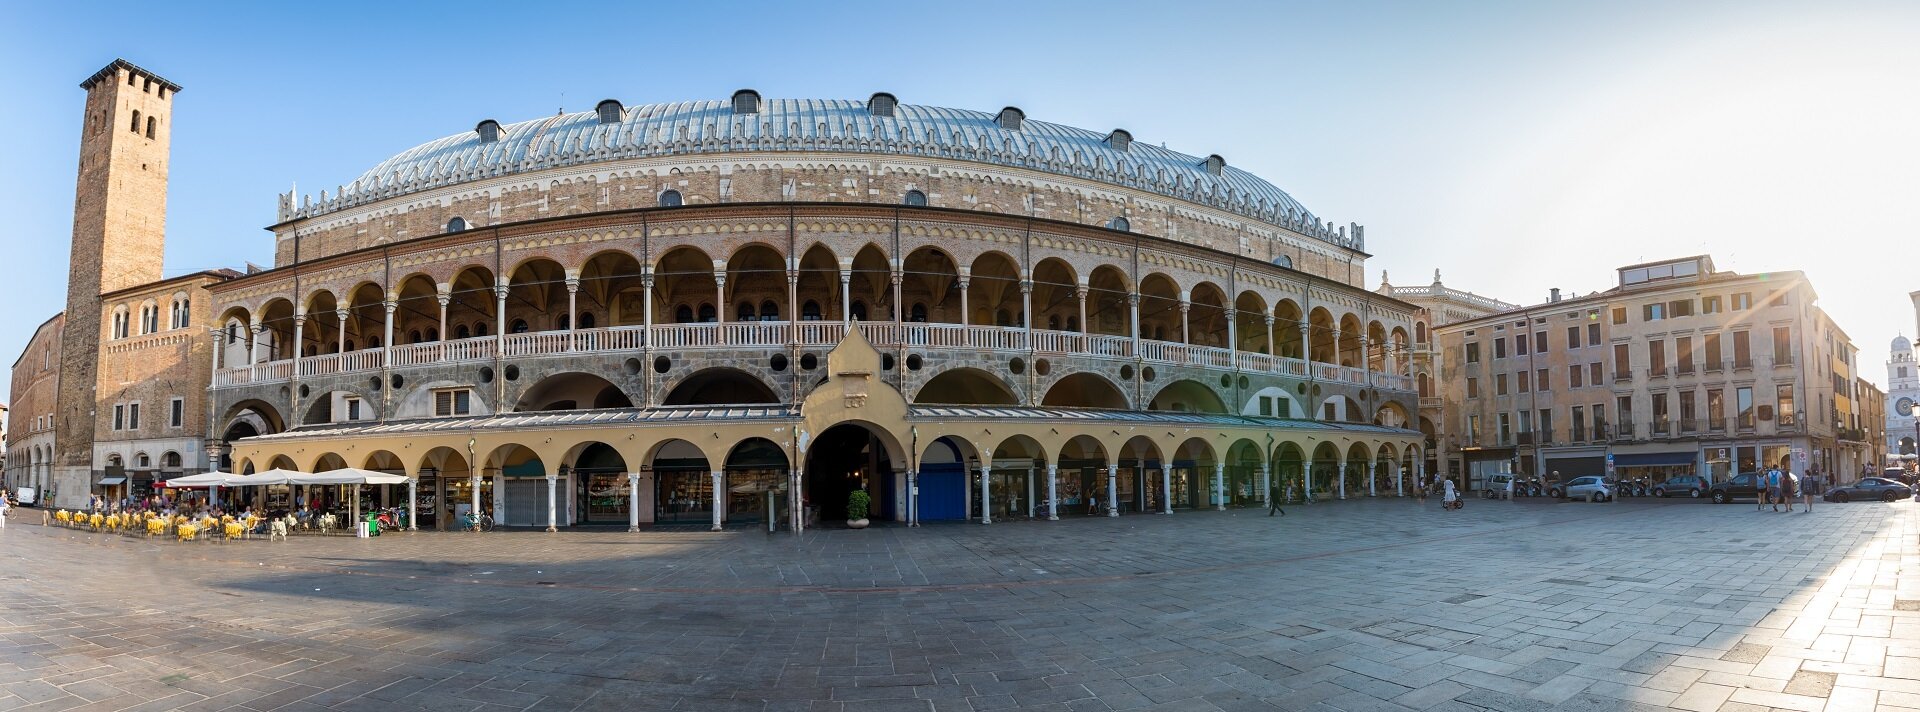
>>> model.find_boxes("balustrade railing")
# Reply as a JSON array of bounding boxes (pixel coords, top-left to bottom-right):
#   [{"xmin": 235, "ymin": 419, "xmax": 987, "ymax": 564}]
[{"xmin": 214, "ymin": 321, "xmax": 1418, "ymax": 394}]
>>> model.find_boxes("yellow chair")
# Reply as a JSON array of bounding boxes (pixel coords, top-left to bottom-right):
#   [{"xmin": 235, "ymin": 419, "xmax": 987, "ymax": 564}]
[
  {"xmin": 177, "ymin": 524, "xmax": 197, "ymax": 542},
  {"xmin": 88, "ymin": 513, "xmax": 104, "ymax": 531},
  {"xmin": 146, "ymin": 518, "xmax": 166, "ymax": 538},
  {"xmin": 55, "ymin": 510, "xmax": 71, "ymax": 525},
  {"xmin": 223, "ymin": 522, "xmax": 245, "ymax": 541}
]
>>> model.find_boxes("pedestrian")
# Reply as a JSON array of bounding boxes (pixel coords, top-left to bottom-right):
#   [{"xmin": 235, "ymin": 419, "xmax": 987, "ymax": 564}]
[
  {"xmin": 1087, "ymin": 494, "xmax": 1099, "ymax": 516},
  {"xmin": 1442, "ymin": 477, "xmax": 1459, "ymax": 510},
  {"xmin": 0, "ymin": 490, "xmax": 10, "ymax": 529},
  {"xmin": 1268, "ymin": 483, "xmax": 1285, "ymax": 517},
  {"xmin": 1415, "ymin": 477, "xmax": 1428, "ymax": 505},
  {"xmin": 1766, "ymin": 466, "xmax": 1783, "ymax": 512},
  {"xmin": 1800, "ymin": 469, "xmax": 1814, "ymax": 512}
]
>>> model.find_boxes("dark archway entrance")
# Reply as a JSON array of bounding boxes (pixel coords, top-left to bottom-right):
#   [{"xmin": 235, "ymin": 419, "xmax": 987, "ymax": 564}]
[{"xmin": 805, "ymin": 423, "xmax": 896, "ymax": 524}]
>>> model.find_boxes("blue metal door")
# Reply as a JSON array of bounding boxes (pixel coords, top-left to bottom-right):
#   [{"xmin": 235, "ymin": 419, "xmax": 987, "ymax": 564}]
[{"xmin": 918, "ymin": 464, "xmax": 966, "ymax": 521}]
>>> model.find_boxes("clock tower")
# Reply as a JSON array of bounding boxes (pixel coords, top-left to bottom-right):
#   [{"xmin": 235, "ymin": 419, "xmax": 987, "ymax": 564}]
[{"xmin": 1887, "ymin": 334, "xmax": 1918, "ymax": 462}]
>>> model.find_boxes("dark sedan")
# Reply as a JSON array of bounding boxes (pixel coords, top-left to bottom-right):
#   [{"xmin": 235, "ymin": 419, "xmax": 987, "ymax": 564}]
[{"xmin": 1823, "ymin": 477, "xmax": 1913, "ymax": 503}]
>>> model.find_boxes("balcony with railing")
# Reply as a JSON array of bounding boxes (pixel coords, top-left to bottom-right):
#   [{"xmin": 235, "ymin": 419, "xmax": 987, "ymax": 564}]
[
  {"xmin": 1610, "ymin": 422, "xmax": 1636, "ymax": 442},
  {"xmin": 215, "ymin": 322, "xmax": 1412, "ymax": 393},
  {"xmin": 1613, "ymin": 368, "xmax": 1633, "ymax": 383}
]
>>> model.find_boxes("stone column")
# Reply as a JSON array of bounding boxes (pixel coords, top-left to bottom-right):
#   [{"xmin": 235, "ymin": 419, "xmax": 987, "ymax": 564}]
[
  {"xmin": 493, "ymin": 283, "xmax": 509, "ymax": 355},
  {"xmin": 335, "ymin": 309, "xmax": 348, "ymax": 353},
  {"xmin": 1128, "ymin": 293, "xmax": 1140, "ymax": 346},
  {"xmin": 1020, "ymin": 279, "xmax": 1033, "ymax": 331},
  {"xmin": 1338, "ymin": 462, "xmax": 1349, "ymax": 500},
  {"xmin": 1179, "ymin": 300, "xmax": 1191, "ymax": 344},
  {"xmin": 492, "ymin": 471, "xmax": 505, "ymax": 526},
  {"xmin": 627, "ymin": 471, "xmax": 640, "ymax": 532},
  {"xmin": 979, "ymin": 463, "xmax": 992, "ymax": 524},
  {"xmin": 1265, "ymin": 315, "xmax": 1276, "ymax": 358},
  {"xmin": 1260, "ymin": 464, "xmax": 1271, "ymax": 506},
  {"xmin": 786, "ymin": 269, "xmax": 799, "ymax": 345},
  {"xmin": 469, "ymin": 471, "xmax": 481, "ymax": 530},
  {"xmin": 1214, "ymin": 463, "xmax": 1226, "ymax": 511},
  {"xmin": 1045, "ymin": 464, "xmax": 1058, "ymax": 520},
  {"xmin": 291, "ymin": 313, "xmax": 307, "ymax": 374},
  {"xmin": 250, "ymin": 322, "xmax": 266, "ymax": 364},
  {"xmin": 1360, "ymin": 336, "xmax": 1373, "ymax": 373},
  {"xmin": 1076, "ymin": 285, "xmax": 1088, "ymax": 334},
  {"xmin": 407, "ymin": 476, "xmax": 418, "ymax": 531},
  {"xmin": 958, "ymin": 275, "xmax": 971, "ymax": 328},
  {"xmin": 382, "ymin": 300, "xmax": 397, "ymax": 365},
  {"xmin": 1298, "ymin": 322, "xmax": 1311, "ymax": 363},
  {"xmin": 1369, "ymin": 461, "xmax": 1378, "ymax": 497},
  {"xmin": 1106, "ymin": 464, "xmax": 1119, "ymax": 517},
  {"xmin": 1305, "ymin": 464, "xmax": 1315, "ymax": 501},
  {"xmin": 1225, "ymin": 308, "xmax": 1238, "ymax": 357},
  {"xmin": 436, "ymin": 288, "xmax": 449, "ymax": 341},
  {"xmin": 1395, "ymin": 462, "xmax": 1404, "ymax": 497},
  {"xmin": 839, "ymin": 270, "xmax": 852, "ymax": 324},
  {"xmin": 710, "ymin": 470, "xmax": 724, "ymax": 532},
  {"xmin": 208, "ymin": 327, "xmax": 222, "ymax": 390},
  {"xmin": 565, "ymin": 276, "xmax": 579, "ymax": 350},
  {"xmin": 907, "ymin": 469, "xmax": 919, "ymax": 527},
  {"xmin": 545, "ymin": 472, "xmax": 558, "ymax": 533},
  {"xmin": 714, "ymin": 271, "xmax": 728, "ymax": 343},
  {"xmin": 891, "ymin": 268, "xmax": 903, "ymax": 326},
  {"xmin": 790, "ymin": 466, "xmax": 805, "ymax": 534}
]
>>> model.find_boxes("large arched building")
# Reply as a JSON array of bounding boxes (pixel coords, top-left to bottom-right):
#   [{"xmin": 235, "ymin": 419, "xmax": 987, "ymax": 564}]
[{"xmin": 208, "ymin": 90, "xmax": 1423, "ymax": 531}]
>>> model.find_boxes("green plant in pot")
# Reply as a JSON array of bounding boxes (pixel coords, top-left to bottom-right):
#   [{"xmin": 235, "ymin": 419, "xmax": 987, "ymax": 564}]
[{"xmin": 846, "ymin": 489, "xmax": 871, "ymax": 529}]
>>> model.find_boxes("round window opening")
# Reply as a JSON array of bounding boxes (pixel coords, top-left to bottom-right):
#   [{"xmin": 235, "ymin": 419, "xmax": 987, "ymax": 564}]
[
  {"xmin": 369, "ymin": 377, "xmax": 382, "ymax": 392},
  {"xmin": 882, "ymin": 354, "xmax": 896, "ymax": 371},
  {"xmin": 770, "ymin": 354, "xmax": 789, "ymax": 372},
  {"xmin": 653, "ymin": 356, "xmax": 671, "ymax": 374},
  {"xmin": 1009, "ymin": 357, "xmax": 1025, "ymax": 375},
  {"xmin": 800, "ymin": 353, "xmax": 819, "ymax": 370},
  {"xmin": 906, "ymin": 354, "xmax": 923, "ymax": 371},
  {"xmin": 480, "ymin": 366, "xmax": 495, "ymax": 383},
  {"xmin": 389, "ymin": 374, "xmax": 404, "ymax": 389},
  {"xmin": 622, "ymin": 359, "xmax": 642, "ymax": 376},
  {"xmin": 298, "ymin": 384, "xmax": 310, "ymax": 399},
  {"xmin": 1119, "ymin": 364, "xmax": 1134, "ymax": 381},
  {"xmin": 1141, "ymin": 366, "xmax": 1156, "ymax": 382},
  {"xmin": 504, "ymin": 365, "xmax": 520, "ymax": 381},
  {"xmin": 1035, "ymin": 359, "xmax": 1051, "ymax": 376}
]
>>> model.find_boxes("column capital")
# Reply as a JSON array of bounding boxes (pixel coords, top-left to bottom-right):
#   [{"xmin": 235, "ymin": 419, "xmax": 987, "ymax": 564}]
[
  {"xmin": 292, "ymin": 313, "xmax": 308, "ymax": 326},
  {"xmin": 564, "ymin": 277, "xmax": 580, "ymax": 293},
  {"xmin": 383, "ymin": 300, "xmax": 398, "ymax": 314},
  {"xmin": 1019, "ymin": 280, "xmax": 1033, "ymax": 294},
  {"xmin": 335, "ymin": 308, "xmax": 349, "ymax": 321},
  {"xmin": 957, "ymin": 276, "xmax": 971, "ymax": 289},
  {"xmin": 1126, "ymin": 293, "xmax": 1140, "ymax": 307},
  {"xmin": 435, "ymin": 294, "xmax": 451, "ymax": 307},
  {"xmin": 492, "ymin": 284, "xmax": 510, "ymax": 300},
  {"xmin": 1263, "ymin": 314, "xmax": 1276, "ymax": 326}
]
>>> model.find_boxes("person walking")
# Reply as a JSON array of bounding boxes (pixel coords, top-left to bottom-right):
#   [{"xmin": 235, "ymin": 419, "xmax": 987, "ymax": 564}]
[
  {"xmin": 1766, "ymin": 466, "xmax": 1783, "ymax": 512},
  {"xmin": 0, "ymin": 490, "xmax": 10, "ymax": 529},
  {"xmin": 1268, "ymin": 484, "xmax": 1285, "ymax": 517},
  {"xmin": 1415, "ymin": 477, "xmax": 1428, "ymax": 505},
  {"xmin": 1441, "ymin": 477, "xmax": 1459, "ymax": 510},
  {"xmin": 1802, "ymin": 469, "xmax": 1816, "ymax": 512}
]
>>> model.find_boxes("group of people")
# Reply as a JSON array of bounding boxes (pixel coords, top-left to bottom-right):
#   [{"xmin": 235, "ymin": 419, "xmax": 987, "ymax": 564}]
[{"xmin": 1759, "ymin": 466, "xmax": 1816, "ymax": 512}]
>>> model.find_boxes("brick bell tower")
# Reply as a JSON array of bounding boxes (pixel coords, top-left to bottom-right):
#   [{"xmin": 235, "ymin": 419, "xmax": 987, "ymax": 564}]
[{"xmin": 52, "ymin": 59, "xmax": 179, "ymax": 494}]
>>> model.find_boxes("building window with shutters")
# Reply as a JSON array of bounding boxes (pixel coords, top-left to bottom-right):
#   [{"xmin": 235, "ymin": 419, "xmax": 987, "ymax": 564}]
[
  {"xmin": 127, "ymin": 402, "xmax": 141, "ymax": 430},
  {"xmin": 434, "ymin": 389, "xmax": 472, "ymax": 417},
  {"xmin": 168, "ymin": 398, "xmax": 184, "ymax": 428}
]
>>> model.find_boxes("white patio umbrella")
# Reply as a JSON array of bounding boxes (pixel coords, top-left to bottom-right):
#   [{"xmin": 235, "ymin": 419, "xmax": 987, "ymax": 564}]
[
  {"xmin": 307, "ymin": 468, "xmax": 411, "ymax": 531},
  {"xmin": 160, "ymin": 472, "xmax": 238, "ymax": 488}
]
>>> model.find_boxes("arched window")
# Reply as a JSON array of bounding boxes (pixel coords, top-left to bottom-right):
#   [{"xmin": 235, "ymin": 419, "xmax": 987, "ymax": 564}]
[
  {"xmin": 737, "ymin": 303, "xmax": 755, "ymax": 321},
  {"xmin": 659, "ymin": 190, "xmax": 683, "ymax": 207},
  {"xmin": 1066, "ymin": 316, "xmax": 1079, "ymax": 332},
  {"xmin": 1107, "ymin": 216, "xmax": 1130, "ymax": 232},
  {"xmin": 475, "ymin": 120, "xmax": 501, "ymax": 143},
  {"xmin": 674, "ymin": 305, "xmax": 694, "ymax": 323},
  {"xmin": 130, "ymin": 110, "xmax": 141, "ymax": 133},
  {"xmin": 802, "ymin": 300, "xmax": 822, "ymax": 320},
  {"xmin": 910, "ymin": 303, "xmax": 927, "ymax": 322},
  {"xmin": 1047, "ymin": 315, "xmax": 1061, "ymax": 330},
  {"xmin": 595, "ymin": 99, "xmax": 623, "ymax": 124},
  {"xmin": 146, "ymin": 116, "xmax": 156, "ymax": 139},
  {"xmin": 1415, "ymin": 322, "xmax": 1428, "ymax": 344},
  {"xmin": 904, "ymin": 190, "xmax": 927, "ymax": 206},
  {"xmin": 446, "ymin": 217, "xmax": 467, "ymax": 233},
  {"xmin": 851, "ymin": 301, "xmax": 868, "ymax": 321},
  {"xmin": 474, "ymin": 322, "xmax": 490, "ymax": 337},
  {"xmin": 136, "ymin": 453, "xmax": 150, "ymax": 468},
  {"xmin": 510, "ymin": 319, "xmax": 529, "ymax": 334},
  {"xmin": 344, "ymin": 339, "xmax": 356, "ymax": 351},
  {"xmin": 226, "ymin": 323, "xmax": 238, "ymax": 341},
  {"xmin": 409, "ymin": 329, "xmax": 422, "ymax": 344},
  {"xmin": 995, "ymin": 309, "xmax": 1012, "ymax": 326},
  {"xmin": 456, "ymin": 324, "xmax": 471, "ymax": 339},
  {"xmin": 1270, "ymin": 255, "xmax": 1294, "ymax": 269},
  {"xmin": 426, "ymin": 327, "xmax": 440, "ymax": 341},
  {"xmin": 369, "ymin": 336, "xmax": 382, "ymax": 347},
  {"xmin": 162, "ymin": 451, "xmax": 181, "ymax": 468},
  {"xmin": 556, "ymin": 314, "xmax": 570, "ymax": 330},
  {"xmin": 578, "ymin": 313, "xmax": 595, "ymax": 329},
  {"xmin": 697, "ymin": 303, "xmax": 716, "ymax": 322},
  {"xmin": 759, "ymin": 300, "xmax": 779, "ymax": 320}
]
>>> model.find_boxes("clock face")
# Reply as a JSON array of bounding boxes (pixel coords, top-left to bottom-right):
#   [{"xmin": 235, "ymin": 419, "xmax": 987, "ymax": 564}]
[{"xmin": 1899, "ymin": 397, "xmax": 1915, "ymax": 416}]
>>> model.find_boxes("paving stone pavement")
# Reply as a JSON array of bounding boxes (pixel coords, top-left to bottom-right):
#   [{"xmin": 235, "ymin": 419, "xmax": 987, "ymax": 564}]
[{"xmin": 0, "ymin": 496, "xmax": 1914, "ymax": 712}]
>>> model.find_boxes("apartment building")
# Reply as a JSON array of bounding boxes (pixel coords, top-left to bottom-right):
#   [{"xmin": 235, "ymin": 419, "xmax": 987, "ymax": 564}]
[
  {"xmin": 1437, "ymin": 255, "xmax": 1869, "ymax": 489},
  {"xmin": 1376, "ymin": 270, "xmax": 1518, "ymax": 477}
]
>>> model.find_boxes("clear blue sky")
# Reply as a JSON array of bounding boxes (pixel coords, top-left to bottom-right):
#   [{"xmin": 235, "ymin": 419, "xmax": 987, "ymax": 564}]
[{"xmin": 3, "ymin": 0, "xmax": 1917, "ymax": 405}]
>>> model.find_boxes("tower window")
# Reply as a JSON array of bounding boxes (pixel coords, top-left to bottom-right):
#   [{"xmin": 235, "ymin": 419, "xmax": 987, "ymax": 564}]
[
  {"xmin": 130, "ymin": 110, "xmax": 142, "ymax": 134},
  {"xmin": 659, "ymin": 189, "xmax": 683, "ymax": 207},
  {"xmin": 146, "ymin": 116, "xmax": 156, "ymax": 139},
  {"xmin": 595, "ymin": 99, "xmax": 623, "ymax": 124},
  {"xmin": 904, "ymin": 190, "xmax": 927, "ymax": 206},
  {"xmin": 446, "ymin": 216, "xmax": 467, "ymax": 233}
]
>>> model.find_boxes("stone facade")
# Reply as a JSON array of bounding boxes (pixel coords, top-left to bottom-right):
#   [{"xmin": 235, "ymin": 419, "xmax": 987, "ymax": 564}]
[
  {"xmin": 4, "ymin": 313, "xmax": 62, "ymax": 502},
  {"xmin": 52, "ymin": 60, "xmax": 179, "ymax": 507},
  {"xmin": 91, "ymin": 270, "xmax": 236, "ymax": 500},
  {"xmin": 1375, "ymin": 269, "xmax": 1518, "ymax": 477},
  {"xmin": 1437, "ymin": 255, "xmax": 1872, "ymax": 490}
]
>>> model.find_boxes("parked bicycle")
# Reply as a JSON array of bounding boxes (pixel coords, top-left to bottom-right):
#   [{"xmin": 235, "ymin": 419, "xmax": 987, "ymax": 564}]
[{"xmin": 461, "ymin": 510, "xmax": 496, "ymax": 532}]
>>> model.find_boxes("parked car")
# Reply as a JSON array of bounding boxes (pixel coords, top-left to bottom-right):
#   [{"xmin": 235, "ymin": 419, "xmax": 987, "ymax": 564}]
[
  {"xmin": 1709, "ymin": 472, "xmax": 1764, "ymax": 503},
  {"xmin": 1557, "ymin": 476, "xmax": 1612, "ymax": 501},
  {"xmin": 1824, "ymin": 477, "xmax": 1913, "ymax": 503},
  {"xmin": 1483, "ymin": 474, "xmax": 1514, "ymax": 499},
  {"xmin": 1652, "ymin": 475, "xmax": 1707, "ymax": 499}
]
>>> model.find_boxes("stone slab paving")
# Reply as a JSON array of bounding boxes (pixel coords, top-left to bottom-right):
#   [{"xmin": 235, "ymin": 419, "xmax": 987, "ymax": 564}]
[{"xmin": 0, "ymin": 496, "xmax": 1913, "ymax": 712}]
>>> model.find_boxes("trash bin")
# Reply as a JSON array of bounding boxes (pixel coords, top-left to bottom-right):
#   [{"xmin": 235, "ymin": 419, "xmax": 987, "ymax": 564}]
[{"xmin": 364, "ymin": 515, "xmax": 380, "ymax": 537}]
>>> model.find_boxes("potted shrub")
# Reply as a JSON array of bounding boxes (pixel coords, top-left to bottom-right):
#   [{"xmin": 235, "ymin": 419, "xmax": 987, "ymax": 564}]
[{"xmin": 846, "ymin": 490, "xmax": 871, "ymax": 529}]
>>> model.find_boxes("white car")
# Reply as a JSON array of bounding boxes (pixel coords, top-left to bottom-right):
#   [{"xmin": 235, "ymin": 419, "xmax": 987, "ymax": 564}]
[{"xmin": 1561, "ymin": 476, "xmax": 1613, "ymax": 502}]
